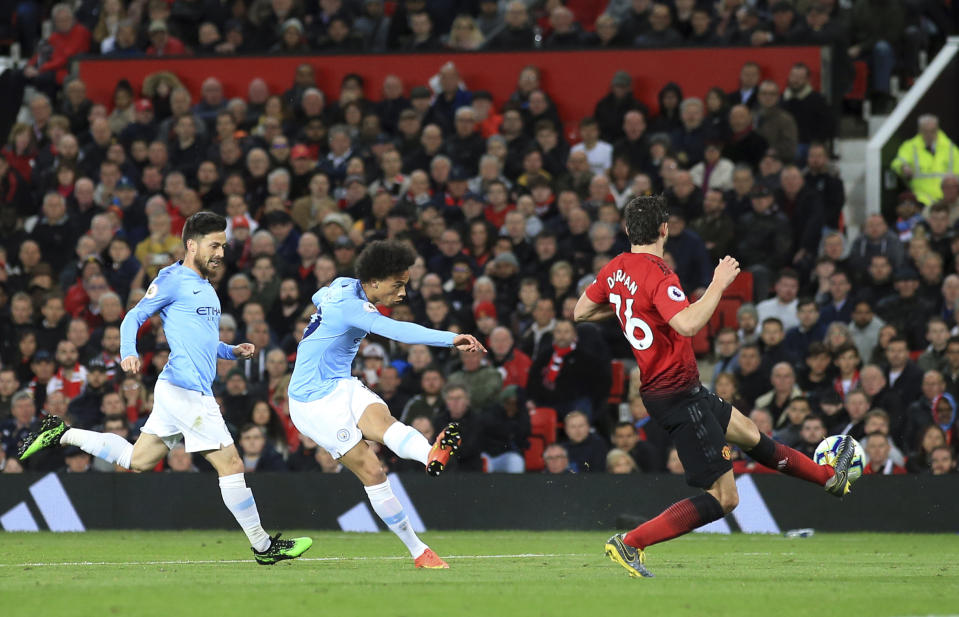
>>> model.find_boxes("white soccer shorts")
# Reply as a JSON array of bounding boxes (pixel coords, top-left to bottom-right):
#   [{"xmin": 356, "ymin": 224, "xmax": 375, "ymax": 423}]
[
  {"xmin": 288, "ymin": 377, "xmax": 384, "ymax": 459},
  {"xmin": 141, "ymin": 380, "xmax": 234, "ymax": 453}
]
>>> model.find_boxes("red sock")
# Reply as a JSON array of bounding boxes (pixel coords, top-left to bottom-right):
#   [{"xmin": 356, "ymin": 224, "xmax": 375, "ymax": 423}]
[
  {"xmin": 747, "ymin": 434, "xmax": 834, "ymax": 485},
  {"xmin": 623, "ymin": 493, "xmax": 724, "ymax": 550}
]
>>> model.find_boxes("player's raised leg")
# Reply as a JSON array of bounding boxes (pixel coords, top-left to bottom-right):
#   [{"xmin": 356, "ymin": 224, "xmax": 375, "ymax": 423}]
[
  {"xmin": 725, "ymin": 407, "xmax": 856, "ymax": 495},
  {"xmin": 19, "ymin": 415, "xmax": 157, "ymax": 472},
  {"xmin": 357, "ymin": 401, "xmax": 461, "ymax": 477},
  {"xmin": 204, "ymin": 445, "xmax": 312, "ymax": 565}
]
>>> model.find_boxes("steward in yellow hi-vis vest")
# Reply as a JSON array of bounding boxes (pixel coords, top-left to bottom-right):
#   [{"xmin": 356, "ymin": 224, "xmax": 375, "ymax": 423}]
[{"xmin": 891, "ymin": 115, "xmax": 959, "ymax": 207}]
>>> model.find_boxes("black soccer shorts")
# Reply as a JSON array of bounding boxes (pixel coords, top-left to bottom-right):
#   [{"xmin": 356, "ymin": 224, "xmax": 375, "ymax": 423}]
[{"xmin": 645, "ymin": 384, "xmax": 733, "ymax": 489}]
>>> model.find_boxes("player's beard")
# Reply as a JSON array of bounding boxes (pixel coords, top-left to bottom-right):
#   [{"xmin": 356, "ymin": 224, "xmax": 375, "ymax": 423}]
[{"xmin": 195, "ymin": 252, "xmax": 221, "ymax": 279}]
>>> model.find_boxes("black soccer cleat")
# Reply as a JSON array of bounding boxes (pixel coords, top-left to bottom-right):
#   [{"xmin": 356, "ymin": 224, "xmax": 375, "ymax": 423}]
[
  {"xmin": 824, "ymin": 435, "xmax": 855, "ymax": 497},
  {"xmin": 426, "ymin": 422, "xmax": 461, "ymax": 477},
  {"xmin": 252, "ymin": 533, "xmax": 313, "ymax": 565}
]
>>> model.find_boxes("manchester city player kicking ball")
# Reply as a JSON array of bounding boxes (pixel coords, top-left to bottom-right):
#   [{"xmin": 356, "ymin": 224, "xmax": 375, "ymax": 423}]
[
  {"xmin": 574, "ymin": 195, "xmax": 858, "ymax": 578},
  {"xmin": 287, "ymin": 239, "xmax": 486, "ymax": 569},
  {"xmin": 19, "ymin": 212, "xmax": 312, "ymax": 565}
]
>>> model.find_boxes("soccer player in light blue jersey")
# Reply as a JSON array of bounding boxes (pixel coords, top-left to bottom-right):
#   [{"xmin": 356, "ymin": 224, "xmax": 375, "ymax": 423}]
[
  {"xmin": 288, "ymin": 239, "xmax": 486, "ymax": 569},
  {"xmin": 19, "ymin": 212, "xmax": 311, "ymax": 565}
]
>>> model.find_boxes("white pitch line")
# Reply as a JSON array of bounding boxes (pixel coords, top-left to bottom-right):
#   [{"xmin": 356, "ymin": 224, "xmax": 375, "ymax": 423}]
[{"xmin": 0, "ymin": 553, "xmax": 591, "ymax": 568}]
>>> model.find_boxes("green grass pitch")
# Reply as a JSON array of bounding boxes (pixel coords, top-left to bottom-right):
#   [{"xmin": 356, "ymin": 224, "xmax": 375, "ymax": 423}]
[{"xmin": 2, "ymin": 531, "xmax": 957, "ymax": 617}]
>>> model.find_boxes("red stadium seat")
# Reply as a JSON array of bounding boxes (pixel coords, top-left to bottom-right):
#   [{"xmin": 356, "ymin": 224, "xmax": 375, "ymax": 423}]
[
  {"xmin": 714, "ymin": 297, "xmax": 742, "ymax": 332},
  {"xmin": 691, "ymin": 327, "xmax": 711, "ymax": 356},
  {"xmin": 845, "ymin": 61, "xmax": 869, "ymax": 101},
  {"xmin": 607, "ymin": 360, "xmax": 627, "ymax": 404},
  {"xmin": 725, "ymin": 270, "xmax": 753, "ymax": 303},
  {"xmin": 524, "ymin": 407, "xmax": 558, "ymax": 472}
]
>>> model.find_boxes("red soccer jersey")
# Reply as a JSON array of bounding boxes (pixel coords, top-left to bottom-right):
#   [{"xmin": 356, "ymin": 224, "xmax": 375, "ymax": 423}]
[{"xmin": 585, "ymin": 252, "xmax": 700, "ymax": 399}]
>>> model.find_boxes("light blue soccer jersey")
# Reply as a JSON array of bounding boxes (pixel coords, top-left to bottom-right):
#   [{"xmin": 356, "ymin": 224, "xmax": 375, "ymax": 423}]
[
  {"xmin": 120, "ymin": 262, "xmax": 235, "ymax": 395},
  {"xmin": 288, "ymin": 277, "xmax": 456, "ymax": 403}
]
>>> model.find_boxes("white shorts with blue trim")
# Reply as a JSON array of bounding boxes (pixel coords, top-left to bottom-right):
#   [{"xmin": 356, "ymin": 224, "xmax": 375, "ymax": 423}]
[
  {"xmin": 288, "ymin": 378, "xmax": 384, "ymax": 459},
  {"xmin": 141, "ymin": 380, "xmax": 234, "ymax": 453}
]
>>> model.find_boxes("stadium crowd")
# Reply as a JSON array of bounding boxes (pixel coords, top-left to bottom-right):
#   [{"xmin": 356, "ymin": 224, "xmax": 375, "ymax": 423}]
[{"xmin": 1, "ymin": 0, "xmax": 958, "ymax": 478}]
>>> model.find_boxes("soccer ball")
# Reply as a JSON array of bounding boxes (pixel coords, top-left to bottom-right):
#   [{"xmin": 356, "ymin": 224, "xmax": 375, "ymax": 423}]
[{"xmin": 814, "ymin": 435, "xmax": 865, "ymax": 481}]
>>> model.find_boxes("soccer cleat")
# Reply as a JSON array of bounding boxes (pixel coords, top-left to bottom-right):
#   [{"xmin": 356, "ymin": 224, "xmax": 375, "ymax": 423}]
[
  {"xmin": 252, "ymin": 533, "xmax": 313, "ymax": 565},
  {"xmin": 824, "ymin": 435, "xmax": 855, "ymax": 497},
  {"xmin": 18, "ymin": 415, "xmax": 67, "ymax": 461},
  {"xmin": 414, "ymin": 548, "xmax": 449, "ymax": 569},
  {"xmin": 426, "ymin": 422, "xmax": 461, "ymax": 477},
  {"xmin": 604, "ymin": 533, "xmax": 654, "ymax": 578}
]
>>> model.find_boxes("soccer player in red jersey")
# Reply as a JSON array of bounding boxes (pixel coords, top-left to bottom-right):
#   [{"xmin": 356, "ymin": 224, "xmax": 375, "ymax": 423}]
[{"xmin": 574, "ymin": 195, "xmax": 859, "ymax": 578}]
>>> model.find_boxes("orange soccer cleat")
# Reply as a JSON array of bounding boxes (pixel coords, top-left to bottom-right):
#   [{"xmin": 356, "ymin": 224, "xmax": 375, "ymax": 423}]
[
  {"xmin": 414, "ymin": 548, "xmax": 449, "ymax": 569},
  {"xmin": 426, "ymin": 422, "xmax": 461, "ymax": 477}
]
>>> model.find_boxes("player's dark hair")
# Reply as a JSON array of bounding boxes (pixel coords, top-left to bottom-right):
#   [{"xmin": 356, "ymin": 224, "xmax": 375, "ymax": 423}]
[
  {"xmin": 182, "ymin": 211, "xmax": 226, "ymax": 248},
  {"xmin": 623, "ymin": 194, "xmax": 669, "ymax": 246},
  {"xmin": 614, "ymin": 421, "xmax": 636, "ymax": 432},
  {"xmin": 796, "ymin": 296, "xmax": 817, "ymax": 311},
  {"xmin": 761, "ymin": 317, "xmax": 783, "ymax": 329},
  {"xmin": 801, "ymin": 414, "xmax": 823, "ymax": 427},
  {"xmin": 354, "ymin": 240, "xmax": 417, "ymax": 282}
]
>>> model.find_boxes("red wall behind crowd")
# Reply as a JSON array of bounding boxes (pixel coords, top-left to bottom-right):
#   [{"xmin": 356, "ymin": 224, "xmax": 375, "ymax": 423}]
[{"xmin": 77, "ymin": 47, "xmax": 822, "ymax": 126}]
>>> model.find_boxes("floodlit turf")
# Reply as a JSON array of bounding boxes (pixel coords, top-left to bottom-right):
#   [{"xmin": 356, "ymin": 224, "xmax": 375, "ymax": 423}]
[{"xmin": 1, "ymin": 531, "xmax": 957, "ymax": 617}]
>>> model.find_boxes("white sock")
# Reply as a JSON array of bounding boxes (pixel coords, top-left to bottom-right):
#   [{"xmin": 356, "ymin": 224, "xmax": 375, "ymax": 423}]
[
  {"xmin": 365, "ymin": 480, "xmax": 428, "ymax": 558},
  {"xmin": 60, "ymin": 428, "xmax": 133, "ymax": 469},
  {"xmin": 383, "ymin": 422, "xmax": 431, "ymax": 466},
  {"xmin": 219, "ymin": 473, "xmax": 271, "ymax": 551}
]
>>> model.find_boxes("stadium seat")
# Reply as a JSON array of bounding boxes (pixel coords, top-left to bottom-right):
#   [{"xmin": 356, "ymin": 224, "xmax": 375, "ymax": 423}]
[
  {"xmin": 845, "ymin": 61, "xmax": 869, "ymax": 101},
  {"xmin": 524, "ymin": 407, "xmax": 558, "ymax": 472},
  {"xmin": 725, "ymin": 270, "xmax": 753, "ymax": 303},
  {"xmin": 691, "ymin": 327, "xmax": 711, "ymax": 356},
  {"xmin": 714, "ymin": 297, "xmax": 742, "ymax": 332},
  {"xmin": 607, "ymin": 360, "xmax": 626, "ymax": 405}
]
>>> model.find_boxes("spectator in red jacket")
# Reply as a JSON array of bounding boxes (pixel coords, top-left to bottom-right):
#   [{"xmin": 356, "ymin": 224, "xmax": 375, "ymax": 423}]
[
  {"xmin": 146, "ymin": 20, "xmax": 189, "ymax": 57},
  {"xmin": 23, "ymin": 3, "xmax": 91, "ymax": 100},
  {"xmin": 488, "ymin": 326, "xmax": 531, "ymax": 389}
]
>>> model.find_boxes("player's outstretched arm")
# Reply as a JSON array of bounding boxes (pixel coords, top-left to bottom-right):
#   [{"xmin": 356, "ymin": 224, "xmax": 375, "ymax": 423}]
[
  {"xmin": 368, "ymin": 313, "xmax": 459, "ymax": 348},
  {"xmin": 573, "ymin": 292, "xmax": 616, "ymax": 323},
  {"xmin": 668, "ymin": 256, "xmax": 740, "ymax": 337}
]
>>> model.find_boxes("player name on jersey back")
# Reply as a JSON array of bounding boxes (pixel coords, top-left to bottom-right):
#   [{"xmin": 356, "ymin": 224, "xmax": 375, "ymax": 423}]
[{"xmin": 606, "ymin": 268, "xmax": 639, "ymax": 296}]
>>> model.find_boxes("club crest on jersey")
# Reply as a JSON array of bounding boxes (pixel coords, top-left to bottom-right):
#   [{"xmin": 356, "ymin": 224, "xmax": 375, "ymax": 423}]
[
  {"xmin": 606, "ymin": 269, "xmax": 638, "ymax": 295},
  {"xmin": 667, "ymin": 285, "xmax": 686, "ymax": 301}
]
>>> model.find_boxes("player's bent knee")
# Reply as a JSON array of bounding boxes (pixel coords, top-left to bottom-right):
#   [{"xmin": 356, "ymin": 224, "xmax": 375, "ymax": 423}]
[
  {"xmin": 719, "ymin": 491, "xmax": 739, "ymax": 514},
  {"xmin": 129, "ymin": 456, "xmax": 155, "ymax": 472}
]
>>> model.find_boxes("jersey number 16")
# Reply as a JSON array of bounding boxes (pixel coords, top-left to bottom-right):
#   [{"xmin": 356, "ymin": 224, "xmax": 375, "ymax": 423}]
[{"xmin": 609, "ymin": 293, "xmax": 654, "ymax": 351}]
